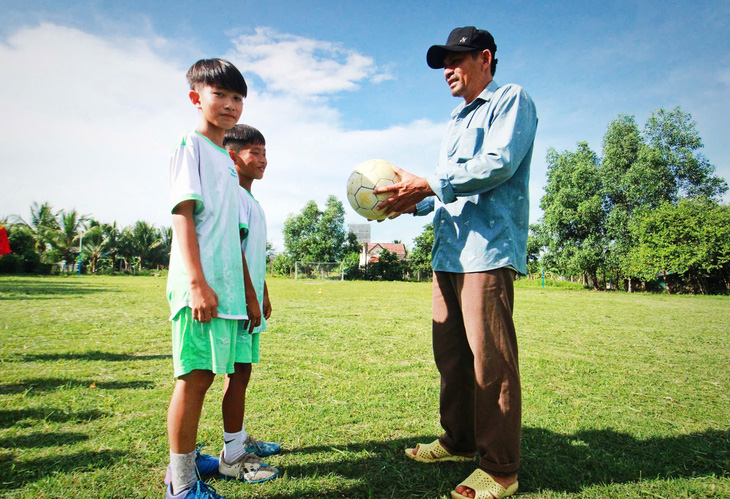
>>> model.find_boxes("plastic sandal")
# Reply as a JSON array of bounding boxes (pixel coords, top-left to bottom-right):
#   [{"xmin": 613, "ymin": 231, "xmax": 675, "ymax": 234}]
[
  {"xmin": 405, "ymin": 439, "xmax": 476, "ymax": 463},
  {"xmin": 450, "ymin": 468, "xmax": 518, "ymax": 499}
]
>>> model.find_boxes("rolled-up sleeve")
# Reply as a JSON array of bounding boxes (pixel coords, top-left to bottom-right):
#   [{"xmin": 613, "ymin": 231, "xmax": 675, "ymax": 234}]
[
  {"xmin": 428, "ymin": 86, "xmax": 538, "ymax": 204},
  {"xmin": 415, "ymin": 197, "xmax": 435, "ymax": 217}
]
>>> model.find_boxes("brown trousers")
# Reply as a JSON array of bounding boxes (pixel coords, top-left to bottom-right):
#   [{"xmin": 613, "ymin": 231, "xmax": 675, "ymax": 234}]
[{"xmin": 432, "ymin": 268, "xmax": 521, "ymax": 476}]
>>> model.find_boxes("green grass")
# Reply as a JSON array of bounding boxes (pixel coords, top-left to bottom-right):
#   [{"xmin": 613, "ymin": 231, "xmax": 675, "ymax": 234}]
[{"xmin": 0, "ymin": 275, "xmax": 728, "ymax": 498}]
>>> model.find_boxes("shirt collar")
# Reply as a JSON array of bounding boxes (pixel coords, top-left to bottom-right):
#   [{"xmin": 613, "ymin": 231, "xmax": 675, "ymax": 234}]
[{"xmin": 450, "ymin": 80, "xmax": 499, "ymax": 118}]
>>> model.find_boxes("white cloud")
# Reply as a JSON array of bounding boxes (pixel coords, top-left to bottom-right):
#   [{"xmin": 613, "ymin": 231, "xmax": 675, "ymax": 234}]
[
  {"xmin": 0, "ymin": 24, "xmax": 192, "ymax": 229},
  {"xmin": 0, "ymin": 24, "xmax": 437, "ymax": 252},
  {"xmin": 227, "ymin": 27, "xmax": 392, "ymax": 97}
]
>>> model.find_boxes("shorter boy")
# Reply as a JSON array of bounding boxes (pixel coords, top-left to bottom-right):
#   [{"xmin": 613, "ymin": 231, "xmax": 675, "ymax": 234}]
[{"xmin": 219, "ymin": 124, "xmax": 280, "ymax": 475}]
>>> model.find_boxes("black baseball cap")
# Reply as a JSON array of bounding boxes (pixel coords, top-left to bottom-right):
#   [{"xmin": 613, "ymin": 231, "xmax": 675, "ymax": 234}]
[{"xmin": 427, "ymin": 26, "xmax": 497, "ymax": 69}]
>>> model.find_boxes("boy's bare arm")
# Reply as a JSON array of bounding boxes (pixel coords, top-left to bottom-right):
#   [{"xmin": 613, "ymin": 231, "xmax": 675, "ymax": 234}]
[
  {"xmin": 262, "ymin": 281, "xmax": 271, "ymax": 320},
  {"xmin": 171, "ymin": 200, "xmax": 218, "ymax": 323},
  {"xmin": 242, "ymin": 251, "xmax": 261, "ymax": 333}
]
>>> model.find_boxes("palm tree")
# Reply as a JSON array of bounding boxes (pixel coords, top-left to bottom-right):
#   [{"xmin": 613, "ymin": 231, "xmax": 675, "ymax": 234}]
[
  {"xmin": 47, "ymin": 209, "xmax": 88, "ymax": 270},
  {"xmin": 81, "ymin": 225, "xmax": 108, "ymax": 273},
  {"xmin": 124, "ymin": 221, "xmax": 163, "ymax": 271},
  {"xmin": 100, "ymin": 222, "xmax": 121, "ymax": 271}
]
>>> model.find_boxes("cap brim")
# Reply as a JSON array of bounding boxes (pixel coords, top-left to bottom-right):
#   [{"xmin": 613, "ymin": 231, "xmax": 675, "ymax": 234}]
[{"xmin": 426, "ymin": 44, "xmax": 477, "ymax": 69}]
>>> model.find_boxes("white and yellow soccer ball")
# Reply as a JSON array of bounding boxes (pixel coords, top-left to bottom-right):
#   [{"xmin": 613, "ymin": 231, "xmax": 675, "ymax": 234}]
[{"xmin": 346, "ymin": 159, "xmax": 402, "ymax": 221}]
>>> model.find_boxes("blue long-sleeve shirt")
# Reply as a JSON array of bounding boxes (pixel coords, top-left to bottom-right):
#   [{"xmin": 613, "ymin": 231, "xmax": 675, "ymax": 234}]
[{"xmin": 416, "ymin": 80, "xmax": 538, "ymax": 274}]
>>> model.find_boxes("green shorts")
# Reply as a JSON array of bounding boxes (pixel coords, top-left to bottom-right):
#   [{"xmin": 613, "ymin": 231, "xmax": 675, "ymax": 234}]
[
  {"xmin": 234, "ymin": 321, "xmax": 260, "ymax": 364},
  {"xmin": 171, "ymin": 307, "xmax": 239, "ymax": 378}
]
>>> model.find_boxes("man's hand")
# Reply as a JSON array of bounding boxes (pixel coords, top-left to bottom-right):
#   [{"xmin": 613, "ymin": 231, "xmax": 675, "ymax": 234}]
[
  {"xmin": 190, "ymin": 281, "xmax": 218, "ymax": 323},
  {"xmin": 373, "ymin": 166, "xmax": 433, "ymax": 217}
]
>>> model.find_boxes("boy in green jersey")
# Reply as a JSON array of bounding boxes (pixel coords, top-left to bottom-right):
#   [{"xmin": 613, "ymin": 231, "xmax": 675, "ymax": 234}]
[
  {"xmin": 220, "ymin": 124, "xmax": 281, "ymax": 470},
  {"xmin": 165, "ymin": 59, "xmax": 277, "ymax": 499}
]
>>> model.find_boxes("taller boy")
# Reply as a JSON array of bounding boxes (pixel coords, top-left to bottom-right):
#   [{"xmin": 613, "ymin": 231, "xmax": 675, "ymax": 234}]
[{"xmin": 166, "ymin": 59, "xmax": 275, "ymax": 499}]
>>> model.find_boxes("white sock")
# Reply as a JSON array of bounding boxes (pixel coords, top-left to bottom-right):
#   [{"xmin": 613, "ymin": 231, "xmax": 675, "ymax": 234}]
[
  {"xmin": 169, "ymin": 450, "xmax": 197, "ymax": 495},
  {"xmin": 223, "ymin": 424, "xmax": 247, "ymax": 463}
]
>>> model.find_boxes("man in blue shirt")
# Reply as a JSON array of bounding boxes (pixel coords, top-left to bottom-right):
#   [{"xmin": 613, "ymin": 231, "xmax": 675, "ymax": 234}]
[{"xmin": 376, "ymin": 26, "xmax": 537, "ymax": 499}]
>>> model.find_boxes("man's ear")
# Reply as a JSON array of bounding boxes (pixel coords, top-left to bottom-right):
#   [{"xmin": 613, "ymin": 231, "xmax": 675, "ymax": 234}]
[{"xmin": 482, "ymin": 49, "xmax": 493, "ymax": 70}]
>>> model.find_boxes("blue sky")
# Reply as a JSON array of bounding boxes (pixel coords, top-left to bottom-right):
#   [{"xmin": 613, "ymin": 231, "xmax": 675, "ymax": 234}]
[{"xmin": 1, "ymin": 0, "xmax": 728, "ymax": 251}]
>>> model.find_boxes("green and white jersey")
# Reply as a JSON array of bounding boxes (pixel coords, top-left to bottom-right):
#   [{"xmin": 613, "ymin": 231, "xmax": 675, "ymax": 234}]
[
  {"xmin": 166, "ymin": 131, "xmax": 248, "ymax": 320},
  {"xmin": 240, "ymin": 187, "xmax": 267, "ymax": 333}
]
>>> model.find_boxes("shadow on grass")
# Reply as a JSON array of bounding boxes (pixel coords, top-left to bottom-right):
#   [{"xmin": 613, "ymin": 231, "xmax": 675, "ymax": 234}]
[
  {"xmin": 265, "ymin": 428, "xmax": 729, "ymax": 497},
  {"xmin": 0, "ymin": 378, "xmax": 155, "ymax": 395},
  {"xmin": 0, "ymin": 278, "xmax": 115, "ymax": 300},
  {"xmin": 0, "ymin": 450, "xmax": 125, "ymax": 490},
  {"xmin": 0, "ymin": 408, "xmax": 108, "ymax": 429},
  {"xmin": 6, "ymin": 351, "xmax": 170, "ymax": 362},
  {"xmin": 0, "ymin": 431, "xmax": 89, "ymax": 449}
]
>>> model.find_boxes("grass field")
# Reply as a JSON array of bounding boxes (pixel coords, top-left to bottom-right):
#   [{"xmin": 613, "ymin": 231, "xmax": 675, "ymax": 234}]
[{"xmin": 0, "ymin": 275, "xmax": 728, "ymax": 498}]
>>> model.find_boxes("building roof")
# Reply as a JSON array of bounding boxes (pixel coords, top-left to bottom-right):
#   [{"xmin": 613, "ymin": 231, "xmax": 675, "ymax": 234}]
[{"xmin": 364, "ymin": 243, "xmax": 407, "ymax": 257}]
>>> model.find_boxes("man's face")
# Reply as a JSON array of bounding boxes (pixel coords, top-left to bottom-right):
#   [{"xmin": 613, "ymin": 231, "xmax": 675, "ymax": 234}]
[{"xmin": 443, "ymin": 50, "xmax": 491, "ymax": 103}]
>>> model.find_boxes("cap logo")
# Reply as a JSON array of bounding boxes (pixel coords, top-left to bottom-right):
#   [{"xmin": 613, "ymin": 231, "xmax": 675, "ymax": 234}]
[{"xmin": 459, "ymin": 37, "xmax": 467, "ymax": 43}]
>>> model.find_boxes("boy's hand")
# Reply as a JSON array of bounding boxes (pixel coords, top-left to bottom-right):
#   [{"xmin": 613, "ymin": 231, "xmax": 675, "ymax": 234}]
[
  {"xmin": 245, "ymin": 295, "xmax": 261, "ymax": 334},
  {"xmin": 190, "ymin": 281, "xmax": 218, "ymax": 323},
  {"xmin": 263, "ymin": 293, "xmax": 272, "ymax": 320}
]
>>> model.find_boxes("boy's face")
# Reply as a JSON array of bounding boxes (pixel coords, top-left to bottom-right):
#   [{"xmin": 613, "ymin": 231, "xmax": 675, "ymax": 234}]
[
  {"xmin": 230, "ymin": 144, "xmax": 267, "ymax": 181},
  {"xmin": 189, "ymin": 85, "xmax": 243, "ymax": 131}
]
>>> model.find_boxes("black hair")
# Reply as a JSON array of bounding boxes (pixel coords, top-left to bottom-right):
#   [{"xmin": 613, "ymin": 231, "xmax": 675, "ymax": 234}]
[
  {"xmin": 223, "ymin": 124, "xmax": 266, "ymax": 151},
  {"xmin": 186, "ymin": 58, "xmax": 248, "ymax": 97}
]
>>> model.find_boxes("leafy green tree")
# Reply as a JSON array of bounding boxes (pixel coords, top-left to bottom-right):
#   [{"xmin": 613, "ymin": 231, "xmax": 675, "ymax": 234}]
[
  {"xmin": 628, "ymin": 199, "xmax": 730, "ymax": 294},
  {"xmin": 369, "ymin": 249, "xmax": 404, "ymax": 281},
  {"xmin": 540, "ymin": 142, "xmax": 607, "ymax": 288},
  {"xmin": 343, "ymin": 231, "xmax": 362, "ymax": 257},
  {"xmin": 526, "ymin": 223, "xmax": 547, "ymax": 276},
  {"xmin": 282, "ymin": 196, "xmax": 353, "ymax": 264},
  {"xmin": 643, "ymin": 107, "xmax": 728, "ymax": 201},
  {"xmin": 409, "ymin": 223, "xmax": 434, "ymax": 277},
  {"xmin": 271, "ymin": 253, "xmax": 294, "ymax": 276},
  {"xmin": 341, "ymin": 251, "xmax": 361, "ymax": 279},
  {"xmin": 0, "ymin": 225, "xmax": 45, "ymax": 274},
  {"xmin": 14, "ymin": 202, "xmax": 58, "ymax": 262}
]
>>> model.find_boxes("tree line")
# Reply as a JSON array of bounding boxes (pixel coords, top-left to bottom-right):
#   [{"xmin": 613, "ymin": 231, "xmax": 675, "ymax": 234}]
[
  {"xmin": 0, "ymin": 202, "xmax": 170, "ymax": 275},
  {"xmin": 272, "ymin": 194, "xmax": 434, "ymax": 280},
  {"xmin": 530, "ymin": 107, "xmax": 729, "ymax": 294}
]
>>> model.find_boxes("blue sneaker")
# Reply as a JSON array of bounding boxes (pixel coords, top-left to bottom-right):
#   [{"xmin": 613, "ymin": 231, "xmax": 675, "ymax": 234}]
[
  {"xmin": 164, "ymin": 445, "xmax": 220, "ymax": 485},
  {"xmin": 166, "ymin": 480, "xmax": 226, "ymax": 499},
  {"xmin": 242, "ymin": 435, "xmax": 281, "ymax": 458}
]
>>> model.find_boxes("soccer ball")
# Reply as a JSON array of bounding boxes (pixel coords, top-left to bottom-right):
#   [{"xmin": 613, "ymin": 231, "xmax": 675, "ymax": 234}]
[{"xmin": 347, "ymin": 159, "xmax": 402, "ymax": 221}]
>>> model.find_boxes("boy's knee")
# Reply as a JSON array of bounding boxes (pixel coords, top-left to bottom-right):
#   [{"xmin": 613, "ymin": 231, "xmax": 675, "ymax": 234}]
[
  {"xmin": 179, "ymin": 369, "xmax": 216, "ymax": 393},
  {"xmin": 229, "ymin": 363, "xmax": 252, "ymax": 383}
]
